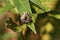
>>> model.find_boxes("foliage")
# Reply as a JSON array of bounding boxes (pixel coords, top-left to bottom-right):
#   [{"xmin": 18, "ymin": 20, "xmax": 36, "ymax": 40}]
[{"xmin": 0, "ymin": 0, "xmax": 60, "ymax": 40}]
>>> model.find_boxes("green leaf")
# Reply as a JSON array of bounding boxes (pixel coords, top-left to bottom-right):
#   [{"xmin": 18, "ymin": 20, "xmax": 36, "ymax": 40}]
[
  {"xmin": 30, "ymin": 0, "xmax": 46, "ymax": 11},
  {"xmin": 32, "ymin": 5, "xmax": 45, "ymax": 13},
  {"xmin": 16, "ymin": 24, "xmax": 27, "ymax": 33},
  {"xmin": 48, "ymin": 13, "xmax": 60, "ymax": 19},
  {"xmin": 32, "ymin": 14, "xmax": 38, "ymax": 23},
  {"xmin": 3, "ymin": 0, "xmax": 12, "ymax": 6},
  {"xmin": 27, "ymin": 23, "xmax": 37, "ymax": 34},
  {"xmin": 0, "ymin": 6, "xmax": 14, "ymax": 15},
  {"xmin": 51, "ymin": 14, "xmax": 60, "ymax": 19},
  {"xmin": 40, "ymin": 0, "xmax": 58, "ymax": 12},
  {"xmin": 16, "ymin": 26, "xmax": 22, "ymax": 32},
  {"xmin": 13, "ymin": 0, "xmax": 32, "ymax": 14}
]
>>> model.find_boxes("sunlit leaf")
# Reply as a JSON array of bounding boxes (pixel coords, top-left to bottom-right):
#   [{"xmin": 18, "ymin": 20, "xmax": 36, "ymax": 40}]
[
  {"xmin": 48, "ymin": 14, "xmax": 60, "ymax": 19},
  {"xmin": 51, "ymin": 14, "xmax": 60, "ymax": 19},
  {"xmin": 13, "ymin": 0, "xmax": 32, "ymax": 14},
  {"xmin": 45, "ymin": 22, "xmax": 54, "ymax": 33},
  {"xmin": 42, "ymin": 33, "xmax": 52, "ymax": 40},
  {"xmin": 21, "ymin": 24, "xmax": 27, "ymax": 35},
  {"xmin": 10, "ymin": 8, "xmax": 19, "ymax": 14},
  {"xmin": 16, "ymin": 24, "xmax": 27, "ymax": 33},
  {"xmin": 27, "ymin": 23, "xmax": 37, "ymax": 34},
  {"xmin": 16, "ymin": 26, "xmax": 22, "ymax": 33},
  {"xmin": 32, "ymin": 14, "xmax": 38, "ymax": 23},
  {"xmin": 40, "ymin": 0, "xmax": 58, "ymax": 12},
  {"xmin": 30, "ymin": 0, "xmax": 46, "ymax": 11},
  {"xmin": 9, "ymin": 0, "xmax": 14, "ymax": 5},
  {"xmin": 32, "ymin": 5, "xmax": 45, "ymax": 13}
]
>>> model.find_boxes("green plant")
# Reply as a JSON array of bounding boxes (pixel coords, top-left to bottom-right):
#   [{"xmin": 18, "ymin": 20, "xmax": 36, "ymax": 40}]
[{"xmin": 0, "ymin": 0, "xmax": 60, "ymax": 40}]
